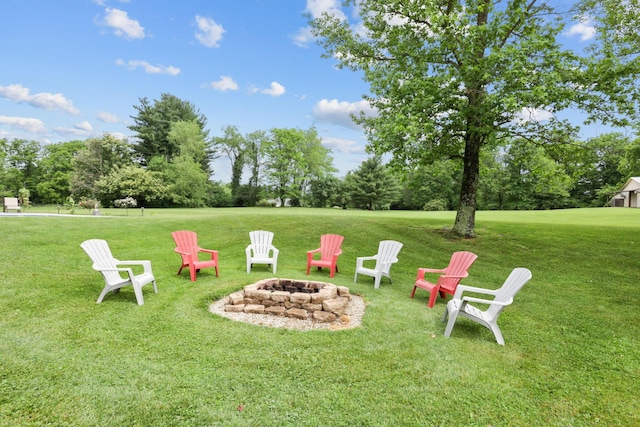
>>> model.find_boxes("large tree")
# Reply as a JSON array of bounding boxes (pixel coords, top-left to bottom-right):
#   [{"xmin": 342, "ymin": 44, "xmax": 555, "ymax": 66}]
[
  {"xmin": 129, "ymin": 93, "xmax": 212, "ymax": 168},
  {"xmin": 310, "ymin": 0, "xmax": 640, "ymax": 236}
]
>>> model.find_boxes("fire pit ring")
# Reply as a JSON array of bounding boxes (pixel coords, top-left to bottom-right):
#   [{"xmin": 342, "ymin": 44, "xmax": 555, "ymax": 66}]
[{"xmin": 215, "ymin": 278, "xmax": 356, "ymax": 325}]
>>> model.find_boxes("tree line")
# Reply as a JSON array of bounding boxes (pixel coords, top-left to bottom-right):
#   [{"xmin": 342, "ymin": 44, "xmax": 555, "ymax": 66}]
[{"xmin": 0, "ymin": 93, "xmax": 638, "ymax": 212}]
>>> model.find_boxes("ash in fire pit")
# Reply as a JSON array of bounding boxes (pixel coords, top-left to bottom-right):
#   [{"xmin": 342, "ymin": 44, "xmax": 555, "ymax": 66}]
[
  {"xmin": 222, "ymin": 278, "xmax": 351, "ymax": 323},
  {"xmin": 258, "ymin": 279, "xmax": 324, "ymax": 294}
]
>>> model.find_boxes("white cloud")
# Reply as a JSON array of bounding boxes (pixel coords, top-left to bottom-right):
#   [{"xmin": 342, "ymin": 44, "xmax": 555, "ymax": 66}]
[
  {"xmin": 0, "ymin": 116, "xmax": 47, "ymax": 133},
  {"xmin": 209, "ymin": 76, "xmax": 238, "ymax": 91},
  {"xmin": 565, "ymin": 21, "xmax": 596, "ymax": 41},
  {"xmin": 321, "ymin": 136, "xmax": 365, "ymax": 154},
  {"xmin": 52, "ymin": 121, "xmax": 94, "ymax": 137},
  {"xmin": 103, "ymin": 8, "xmax": 145, "ymax": 40},
  {"xmin": 261, "ymin": 81, "xmax": 286, "ymax": 97},
  {"xmin": 306, "ymin": 0, "xmax": 347, "ymax": 20},
  {"xmin": 0, "ymin": 84, "xmax": 79, "ymax": 115},
  {"xmin": 515, "ymin": 107, "xmax": 554, "ymax": 124},
  {"xmin": 96, "ymin": 111, "xmax": 119, "ymax": 123},
  {"xmin": 312, "ymin": 99, "xmax": 376, "ymax": 130},
  {"xmin": 116, "ymin": 59, "xmax": 181, "ymax": 75},
  {"xmin": 75, "ymin": 121, "xmax": 93, "ymax": 132},
  {"xmin": 195, "ymin": 15, "xmax": 225, "ymax": 48},
  {"xmin": 292, "ymin": 27, "xmax": 314, "ymax": 47}
]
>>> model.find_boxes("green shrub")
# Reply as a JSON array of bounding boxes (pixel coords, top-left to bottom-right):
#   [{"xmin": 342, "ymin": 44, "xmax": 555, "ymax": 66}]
[{"xmin": 423, "ymin": 198, "xmax": 448, "ymax": 211}]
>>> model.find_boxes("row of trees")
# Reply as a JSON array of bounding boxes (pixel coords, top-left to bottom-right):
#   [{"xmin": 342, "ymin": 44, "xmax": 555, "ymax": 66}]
[{"xmin": 1, "ymin": 102, "xmax": 638, "ymax": 212}]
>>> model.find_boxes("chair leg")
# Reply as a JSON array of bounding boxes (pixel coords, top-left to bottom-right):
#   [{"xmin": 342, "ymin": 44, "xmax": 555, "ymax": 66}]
[
  {"xmin": 427, "ymin": 287, "xmax": 439, "ymax": 308},
  {"xmin": 189, "ymin": 266, "xmax": 196, "ymax": 282},
  {"xmin": 133, "ymin": 284, "xmax": 145, "ymax": 306},
  {"xmin": 443, "ymin": 308, "xmax": 459, "ymax": 337},
  {"xmin": 490, "ymin": 324, "xmax": 506, "ymax": 346},
  {"xmin": 410, "ymin": 286, "xmax": 417, "ymax": 298}
]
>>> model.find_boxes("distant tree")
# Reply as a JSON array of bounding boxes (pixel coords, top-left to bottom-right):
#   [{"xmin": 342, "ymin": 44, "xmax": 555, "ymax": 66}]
[
  {"xmin": 477, "ymin": 148, "xmax": 510, "ymax": 210},
  {"xmin": 168, "ymin": 120, "xmax": 211, "ymax": 171},
  {"xmin": 560, "ymin": 133, "xmax": 629, "ymax": 207},
  {"xmin": 311, "ymin": 0, "xmax": 640, "ymax": 236},
  {"xmin": 618, "ymin": 137, "xmax": 640, "ymax": 180},
  {"xmin": 244, "ymin": 130, "xmax": 268, "ymax": 206},
  {"xmin": 1, "ymin": 138, "xmax": 40, "ymax": 197},
  {"xmin": 503, "ymin": 141, "xmax": 571, "ymax": 210},
  {"xmin": 349, "ymin": 157, "xmax": 401, "ymax": 210},
  {"xmin": 70, "ymin": 134, "xmax": 133, "ymax": 200},
  {"xmin": 35, "ymin": 140, "xmax": 85, "ymax": 204},
  {"xmin": 405, "ymin": 160, "xmax": 461, "ymax": 211},
  {"xmin": 307, "ymin": 175, "xmax": 342, "ymax": 207},
  {"xmin": 159, "ymin": 121, "xmax": 213, "ymax": 207},
  {"xmin": 129, "ymin": 93, "xmax": 213, "ymax": 169},
  {"xmin": 213, "ymin": 125, "xmax": 246, "ymax": 203},
  {"xmin": 262, "ymin": 127, "xmax": 336, "ymax": 205}
]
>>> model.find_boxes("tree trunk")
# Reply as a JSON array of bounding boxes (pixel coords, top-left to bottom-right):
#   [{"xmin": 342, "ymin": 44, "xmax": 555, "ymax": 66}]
[{"xmin": 452, "ymin": 133, "xmax": 481, "ymax": 238}]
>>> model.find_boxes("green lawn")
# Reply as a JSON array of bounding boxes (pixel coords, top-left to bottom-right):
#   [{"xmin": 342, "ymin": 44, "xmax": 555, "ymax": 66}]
[{"xmin": 1, "ymin": 207, "xmax": 639, "ymax": 426}]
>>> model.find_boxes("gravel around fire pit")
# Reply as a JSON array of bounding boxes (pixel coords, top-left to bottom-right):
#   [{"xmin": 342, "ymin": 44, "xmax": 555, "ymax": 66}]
[{"xmin": 208, "ymin": 294, "xmax": 366, "ymax": 331}]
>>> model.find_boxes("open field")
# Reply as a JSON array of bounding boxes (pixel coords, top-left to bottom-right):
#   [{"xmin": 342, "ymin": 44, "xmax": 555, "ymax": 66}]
[{"xmin": 1, "ymin": 207, "xmax": 639, "ymax": 426}]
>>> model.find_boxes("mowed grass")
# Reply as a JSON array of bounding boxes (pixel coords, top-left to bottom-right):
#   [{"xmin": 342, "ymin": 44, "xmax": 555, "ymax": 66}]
[{"xmin": 1, "ymin": 207, "xmax": 639, "ymax": 426}]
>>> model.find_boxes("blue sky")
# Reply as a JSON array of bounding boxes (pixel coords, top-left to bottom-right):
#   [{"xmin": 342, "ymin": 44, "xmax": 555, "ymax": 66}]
[{"xmin": 0, "ymin": 0, "xmax": 610, "ymax": 182}]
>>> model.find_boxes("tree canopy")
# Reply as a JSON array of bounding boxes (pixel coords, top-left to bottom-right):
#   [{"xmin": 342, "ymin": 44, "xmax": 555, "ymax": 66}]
[
  {"xmin": 310, "ymin": 0, "xmax": 640, "ymax": 236},
  {"xmin": 129, "ymin": 93, "xmax": 212, "ymax": 168}
]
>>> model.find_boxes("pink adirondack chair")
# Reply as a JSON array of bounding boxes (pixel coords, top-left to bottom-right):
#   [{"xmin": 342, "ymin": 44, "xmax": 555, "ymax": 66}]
[
  {"xmin": 411, "ymin": 251, "xmax": 478, "ymax": 308},
  {"xmin": 171, "ymin": 230, "xmax": 219, "ymax": 281},
  {"xmin": 306, "ymin": 234, "xmax": 344, "ymax": 278}
]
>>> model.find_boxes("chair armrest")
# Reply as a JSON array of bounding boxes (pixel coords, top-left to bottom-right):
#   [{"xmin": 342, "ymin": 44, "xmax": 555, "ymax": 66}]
[
  {"xmin": 461, "ymin": 296, "xmax": 513, "ymax": 306},
  {"xmin": 356, "ymin": 255, "xmax": 377, "ymax": 269},
  {"xmin": 307, "ymin": 248, "xmax": 320, "ymax": 261},
  {"xmin": 271, "ymin": 246, "xmax": 280, "ymax": 257},
  {"xmin": 416, "ymin": 268, "xmax": 446, "ymax": 281},
  {"xmin": 453, "ymin": 284, "xmax": 499, "ymax": 299},
  {"xmin": 116, "ymin": 260, "xmax": 153, "ymax": 274},
  {"xmin": 199, "ymin": 248, "xmax": 218, "ymax": 260},
  {"xmin": 99, "ymin": 266, "xmax": 136, "ymax": 280}
]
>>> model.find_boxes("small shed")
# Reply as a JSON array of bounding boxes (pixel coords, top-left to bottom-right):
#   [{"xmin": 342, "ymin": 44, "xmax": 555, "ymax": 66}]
[{"xmin": 613, "ymin": 177, "xmax": 640, "ymax": 207}]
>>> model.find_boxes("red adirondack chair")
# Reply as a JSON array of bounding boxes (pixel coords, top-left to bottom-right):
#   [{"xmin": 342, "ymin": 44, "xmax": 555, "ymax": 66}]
[
  {"xmin": 306, "ymin": 234, "xmax": 344, "ymax": 278},
  {"xmin": 171, "ymin": 230, "xmax": 219, "ymax": 281},
  {"xmin": 411, "ymin": 251, "xmax": 478, "ymax": 308}
]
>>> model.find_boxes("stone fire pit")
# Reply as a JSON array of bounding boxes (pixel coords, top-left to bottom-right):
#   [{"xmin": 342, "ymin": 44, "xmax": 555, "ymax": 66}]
[{"xmin": 222, "ymin": 278, "xmax": 351, "ymax": 323}]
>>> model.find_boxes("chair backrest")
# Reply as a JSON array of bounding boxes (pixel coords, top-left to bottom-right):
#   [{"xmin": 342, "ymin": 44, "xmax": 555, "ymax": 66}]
[
  {"xmin": 319, "ymin": 234, "xmax": 344, "ymax": 261},
  {"xmin": 249, "ymin": 230, "xmax": 274, "ymax": 256},
  {"xmin": 377, "ymin": 240, "xmax": 403, "ymax": 272},
  {"xmin": 81, "ymin": 239, "xmax": 121, "ymax": 284},
  {"xmin": 4, "ymin": 197, "xmax": 20, "ymax": 207},
  {"xmin": 438, "ymin": 251, "xmax": 478, "ymax": 292},
  {"xmin": 171, "ymin": 230, "xmax": 198, "ymax": 262},
  {"xmin": 486, "ymin": 267, "xmax": 532, "ymax": 318}
]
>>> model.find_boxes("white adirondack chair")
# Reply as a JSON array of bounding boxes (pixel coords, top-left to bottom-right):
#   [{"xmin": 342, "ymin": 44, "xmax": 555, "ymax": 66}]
[
  {"xmin": 442, "ymin": 267, "xmax": 532, "ymax": 345},
  {"xmin": 354, "ymin": 240, "xmax": 403, "ymax": 289},
  {"xmin": 245, "ymin": 230, "xmax": 279, "ymax": 273},
  {"xmin": 81, "ymin": 239, "xmax": 157, "ymax": 305}
]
